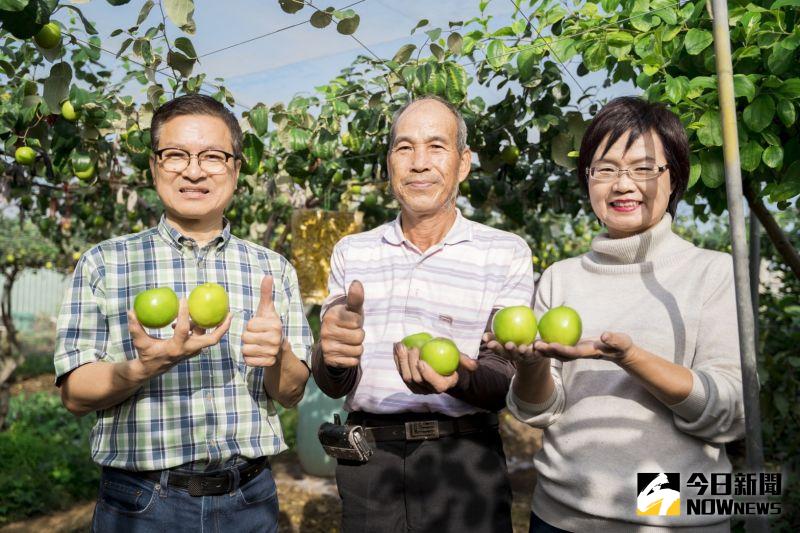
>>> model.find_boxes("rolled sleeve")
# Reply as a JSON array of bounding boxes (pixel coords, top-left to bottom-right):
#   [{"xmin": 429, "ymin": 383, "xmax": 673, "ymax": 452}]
[
  {"xmin": 53, "ymin": 250, "xmax": 108, "ymax": 385},
  {"xmin": 506, "ymin": 360, "xmax": 566, "ymax": 428}
]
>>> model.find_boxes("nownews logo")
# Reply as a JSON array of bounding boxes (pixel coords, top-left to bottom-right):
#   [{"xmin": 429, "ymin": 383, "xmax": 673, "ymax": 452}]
[
  {"xmin": 636, "ymin": 472, "xmax": 782, "ymax": 517},
  {"xmin": 637, "ymin": 473, "xmax": 681, "ymax": 516}
]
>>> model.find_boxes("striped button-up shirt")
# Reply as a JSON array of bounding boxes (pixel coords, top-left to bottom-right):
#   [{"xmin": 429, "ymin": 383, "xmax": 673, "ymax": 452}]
[
  {"xmin": 54, "ymin": 216, "xmax": 312, "ymax": 471},
  {"xmin": 321, "ymin": 210, "xmax": 534, "ymax": 416}
]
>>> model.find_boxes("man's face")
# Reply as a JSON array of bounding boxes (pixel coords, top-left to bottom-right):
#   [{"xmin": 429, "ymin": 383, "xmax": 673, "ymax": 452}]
[
  {"xmin": 387, "ymin": 100, "xmax": 471, "ymax": 217},
  {"xmin": 150, "ymin": 114, "xmax": 240, "ymax": 224}
]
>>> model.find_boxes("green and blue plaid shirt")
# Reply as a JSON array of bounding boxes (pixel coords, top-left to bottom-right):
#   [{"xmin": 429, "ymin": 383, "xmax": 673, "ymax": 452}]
[{"xmin": 54, "ymin": 216, "xmax": 313, "ymax": 471}]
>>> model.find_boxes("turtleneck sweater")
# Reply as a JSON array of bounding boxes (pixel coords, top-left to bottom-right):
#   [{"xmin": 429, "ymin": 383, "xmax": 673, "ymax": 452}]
[{"xmin": 507, "ymin": 214, "xmax": 745, "ymax": 532}]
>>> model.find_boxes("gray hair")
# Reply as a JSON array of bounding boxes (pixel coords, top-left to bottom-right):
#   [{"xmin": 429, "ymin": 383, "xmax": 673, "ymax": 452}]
[{"xmin": 389, "ymin": 95, "xmax": 468, "ymax": 153}]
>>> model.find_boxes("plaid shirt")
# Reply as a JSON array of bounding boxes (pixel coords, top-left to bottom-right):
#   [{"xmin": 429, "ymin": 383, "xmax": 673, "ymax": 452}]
[{"xmin": 54, "ymin": 216, "xmax": 313, "ymax": 471}]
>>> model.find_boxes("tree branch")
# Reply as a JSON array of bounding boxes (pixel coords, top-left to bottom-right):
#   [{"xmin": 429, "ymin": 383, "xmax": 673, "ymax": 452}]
[{"xmin": 743, "ymin": 181, "xmax": 800, "ymax": 281}]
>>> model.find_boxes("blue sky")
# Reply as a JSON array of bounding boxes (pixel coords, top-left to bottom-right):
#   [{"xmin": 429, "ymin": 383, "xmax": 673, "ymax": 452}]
[{"xmin": 59, "ymin": 0, "xmax": 633, "ymax": 111}]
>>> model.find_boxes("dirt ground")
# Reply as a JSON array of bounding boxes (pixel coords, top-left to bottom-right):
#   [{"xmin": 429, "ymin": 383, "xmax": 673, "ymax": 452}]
[{"xmin": 2, "ymin": 377, "xmax": 541, "ymax": 533}]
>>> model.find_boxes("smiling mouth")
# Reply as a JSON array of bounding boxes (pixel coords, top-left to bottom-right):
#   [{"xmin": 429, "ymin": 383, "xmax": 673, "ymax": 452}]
[
  {"xmin": 609, "ymin": 200, "xmax": 642, "ymax": 211},
  {"xmin": 179, "ymin": 187, "xmax": 210, "ymax": 196}
]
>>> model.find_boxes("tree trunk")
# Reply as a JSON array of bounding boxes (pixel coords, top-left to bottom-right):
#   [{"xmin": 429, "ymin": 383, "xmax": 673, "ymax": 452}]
[
  {"xmin": 743, "ymin": 182, "xmax": 800, "ymax": 281},
  {"xmin": 1, "ymin": 268, "xmax": 20, "ymax": 355}
]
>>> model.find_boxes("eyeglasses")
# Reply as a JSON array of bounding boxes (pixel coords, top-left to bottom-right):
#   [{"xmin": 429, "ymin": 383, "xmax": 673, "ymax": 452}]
[
  {"xmin": 587, "ymin": 164, "xmax": 669, "ymax": 182},
  {"xmin": 154, "ymin": 148, "xmax": 236, "ymax": 174}
]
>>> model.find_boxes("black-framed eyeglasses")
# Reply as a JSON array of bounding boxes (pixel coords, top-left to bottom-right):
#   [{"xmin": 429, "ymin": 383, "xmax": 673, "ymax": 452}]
[
  {"xmin": 587, "ymin": 164, "xmax": 669, "ymax": 182},
  {"xmin": 154, "ymin": 148, "xmax": 237, "ymax": 174}
]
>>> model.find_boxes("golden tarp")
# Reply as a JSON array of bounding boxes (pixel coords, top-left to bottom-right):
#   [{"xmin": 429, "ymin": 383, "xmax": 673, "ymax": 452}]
[{"xmin": 291, "ymin": 209, "xmax": 363, "ymax": 305}]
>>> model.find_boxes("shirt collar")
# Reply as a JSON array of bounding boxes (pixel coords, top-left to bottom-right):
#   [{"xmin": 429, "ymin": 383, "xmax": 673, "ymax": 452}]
[
  {"xmin": 382, "ymin": 208, "xmax": 473, "ymax": 247},
  {"xmin": 156, "ymin": 214, "xmax": 232, "ymax": 252}
]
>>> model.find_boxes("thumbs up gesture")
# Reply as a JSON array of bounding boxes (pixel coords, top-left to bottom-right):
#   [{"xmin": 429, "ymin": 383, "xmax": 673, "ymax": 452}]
[
  {"xmin": 241, "ymin": 276, "xmax": 286, "ymax": 367},
  {"xmin": 320, "ymin": 280, "xmax": 365, "ymax": 368}
]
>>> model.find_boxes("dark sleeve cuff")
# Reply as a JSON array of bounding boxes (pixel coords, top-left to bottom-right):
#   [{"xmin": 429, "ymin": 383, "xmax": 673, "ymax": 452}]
[
  {"xmin": 311, "ymin": 344, "xmax": 361, "ymax": 399},
  {"xmin": 446, "ymin": 344, "xmax": 515, "ymax": 412}
]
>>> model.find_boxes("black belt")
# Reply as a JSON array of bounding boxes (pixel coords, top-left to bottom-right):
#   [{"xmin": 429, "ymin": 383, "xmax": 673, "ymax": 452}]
[
  {"xmin": 116, "ymin": 457, "xmax": 269, "ymax": 497},
  {"xmin": 348, "ymin": 412, "xmax": 498, "ymax": 442}
]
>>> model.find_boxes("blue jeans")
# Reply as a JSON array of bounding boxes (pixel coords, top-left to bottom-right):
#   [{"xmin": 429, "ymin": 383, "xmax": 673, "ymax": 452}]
[{"xmin": 92, "ymin": 464, "xmax": 279, "ymax": 533}]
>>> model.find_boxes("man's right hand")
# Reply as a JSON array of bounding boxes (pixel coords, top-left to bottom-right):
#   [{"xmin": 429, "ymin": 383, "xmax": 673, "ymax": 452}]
[
  {"xmin": 127, "ymin": 298, "xmax": 232, "ymax": 381},
  {"xmin": 319, "ymin": 280, "xmax": 365, "ymax": 369}
]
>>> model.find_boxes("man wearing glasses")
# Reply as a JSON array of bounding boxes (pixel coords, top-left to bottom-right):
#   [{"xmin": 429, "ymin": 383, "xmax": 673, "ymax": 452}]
[{"xmin": 54, "ymin": 94, "xmax": 312, "ymax": 532}]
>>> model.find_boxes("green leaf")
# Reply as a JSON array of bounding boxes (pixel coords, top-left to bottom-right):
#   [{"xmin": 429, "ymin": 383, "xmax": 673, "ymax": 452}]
[
  {"xmin": 583, "ymin": 41, "xmax": 606, "ymax": 71},
  {"xmin": 517, "ymin": 47, "xmax": 539, "ymax": 82},
  {"xmin": 739, "ymin": 141, "xmax": 763, "ymax": 172},
  {"xmin": 762, "ymin": 145, "xmax": 784, "ymax": 169},
  {"xmin": 551, "ymin": 37, "xmax": 578, "ymax": 62},
  {"xmin": 410, "ymin": 18, "xmax": 428, "ymax": 35},
  {"xmin": 733, "ymin": 74, "xmax": 755, "ymax": 102},
  {"xmin": 762, "ymin": 131, "xmax": 781, "ymax": 146},
  {"xmin": 697, "ymin": 110, "xmax": 723, "ymax": 147},
  {"xmin": 700, "ymin": 151, "xmax": 725, "ymax": 188},
  {"xmin": 392, "ymin": 44, "xmax": 416, "ymax": 64},
  {"xmin": 240, "ymin": 132, "xmax": 264, "ymax": 175},
  {"xmin": 43, "ymin": 62, "xmax": 71, "ymax": 113},
  {"xmin": 552, "ymin": 133, "xmax": 576, "ymax": 169},
  {"xmin": 247, "ymin": 104, "xmax": 269, "ymax": 136},
  {"xmin": 167, "ymin": 50, "xmax": 194, "ymax": 77},
  {"xmin": 336, "ymin": 15, "xmax": 359, "ymax": 35},
  {"xmin": 0, "ymin": 0, "xmax": 28, "ymax": 10},
  {"xmin": 665, "ymin": 75, "xmax": 688, "ymax": 104},
  {"xmin": 687, "ymin": 76, "xmax": 716, "ymax": 99},
  {"xmin": 777, "ymin": 99, "xmax": 796, "ymax": 127},
  {"xmin": 766, "ymin": 162, "xmax": 800, "ymax": 202},
  {"xmin": 684, "ymin": 29, "xmax": 713, "ymax": 55},
  {"xmin": 278, "ymin": 0, "xmax": 303, "ymax": 14},
  {"xmin": 430, "ymin": 43, "xmax": 444, "ymax": 61},
  {"xmin": 137, "ymin": 0, "xmax": 154, "ymax": 25},
  {"xmin": 486, "ymin": 39, "xmax": 508, "ymax": 69},
  {"xmin": 606, "ymin": 31, "xmax": 633, "ymax": 58},
  {"xmin": 447, "ymin": 32, "xmax": 463, "ymax": 54},
  {"xmin": 106, "ymin": 0, "xmax": 132, "ymax": 5},
  {"xmin": 767, "ymin": 45, "xmax": 795, "ymax": 75},
  {"xmin": 425, "ymin": 28, "xmax": 442, "ymax": 42},
  {"xmin": 743, "ymin": 95, "xmax": 775, "ymax": 132},
  {"xmin": 688, "ymin": 155, "xmax": 702, "ymax": 188},
  {"xmin": 443, "ymin": 62, "xmax": 468, "ymax": 103},
  {"xmin": 310, "ymin": 9, "xmax": 332, "ymax": 29},
  {"xmin": 772, "ymin": 0, "xmax": 800, "ymax": 8},
  {"xmin": 174, "ymin": 37, "xmax": 196, "ymax": 58},
  {"xmin": 164, "ymin": 0, "xmax": 195, "ymax": 33},
  {"xmin": 777, "ymin": 78, "xmax": 800, "ymax": 98},
  {"xmin": 61, "ymin": 5, "xmax": 98, "ymax": 35},
  {"xmin": 0, "ymin": 0, "xmax": 51, "ymax": 38}
]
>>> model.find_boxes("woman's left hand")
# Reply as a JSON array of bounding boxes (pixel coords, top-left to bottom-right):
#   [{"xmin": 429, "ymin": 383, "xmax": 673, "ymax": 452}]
[{"xmin": 533, "ymin": 332, "xmax": 636, "ymax": 364}]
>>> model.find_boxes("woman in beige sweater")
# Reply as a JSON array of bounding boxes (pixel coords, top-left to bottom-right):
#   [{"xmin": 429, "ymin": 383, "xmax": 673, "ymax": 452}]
[{"xmin": 492, "ymin": 97, "xmax": 745, "ymax": 532}]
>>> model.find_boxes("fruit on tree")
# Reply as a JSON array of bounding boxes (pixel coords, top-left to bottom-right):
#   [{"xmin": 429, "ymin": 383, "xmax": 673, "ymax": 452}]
[
  {"xmin": 15, "ymin": 146, "xmax": 36, "ymax": 165},
  {"xmin": 34, "ymin": 23, "xmax": 61, "ymax": 49}
]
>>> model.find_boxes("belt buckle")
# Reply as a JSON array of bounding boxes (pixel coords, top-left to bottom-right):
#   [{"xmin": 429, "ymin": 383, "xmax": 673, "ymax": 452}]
[{"xmin": 405, "ymin": 420, "xmax": 440, "ymax": 440}]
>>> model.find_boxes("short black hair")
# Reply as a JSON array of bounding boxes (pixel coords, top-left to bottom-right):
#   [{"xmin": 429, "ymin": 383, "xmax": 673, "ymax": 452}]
[
  {"xmin": 150, "ymin": 94, "xmax": 243, "ymax": 159},
  {"xmin": 577, "ymin": 96, "xmax": 689, "ymax": 217}
]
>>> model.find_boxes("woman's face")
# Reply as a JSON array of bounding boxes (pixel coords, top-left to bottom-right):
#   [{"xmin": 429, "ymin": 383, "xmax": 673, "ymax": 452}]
[{"xmin": 588, "ymin": 129, "xmax": 673, "ymax": 239}]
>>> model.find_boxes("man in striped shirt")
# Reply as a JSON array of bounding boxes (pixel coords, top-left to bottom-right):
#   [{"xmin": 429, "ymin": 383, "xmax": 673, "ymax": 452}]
[
  {"xmin": 314, "ymin": 96, "xmax": 535, "ymax": 532},
  {"xmin": 54, "ymin": 94, "xmax": 312, "ymax": 532}
]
